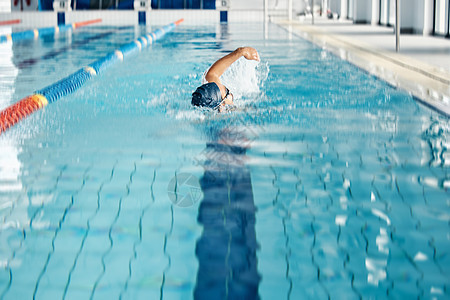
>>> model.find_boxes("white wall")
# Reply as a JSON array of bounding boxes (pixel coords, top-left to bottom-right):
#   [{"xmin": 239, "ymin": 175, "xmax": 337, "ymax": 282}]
[
  {"xmin": 0, "ymin": 10, "xmax": 223, "ymax": 26},
  {"xmin": 329, "ymin": 0, "xmax": 341, "ymax": 14},
  {"xmin": 412, "ymin": 0, "xmax": 425, "ymax": 33},
  {"xmin": 230, "ymin": 0, "xmax": 263, "ymax": 10},
  {"xmin": 364, "ymin": 0, "xmax": 372, "ymax": 21},
  {"xmin": 353, "ymin": 0, "xmax": 371, "ymax": 23},
  {"xmin": 0, "ymin": 11, "xmax": 56, "ymax": 27},
  {"xmin": 230, "ymin": 0, "xmax": 309, "ymax": 15},
  {"xmin": 66, "ymin": 10, "xmax": 138, "ymax": 25},
  {"xmin": 0, "ymin": 0, "xmax": 11, "ymax": 12},
  {"xmin": 352, "ymin": 0, "xmax": 427, "ymax": 33},
  {"xmin": 423, "ymin": 0, "xmax": 434, "ymax": 35},
  {"xmin": 0, "ymin": 0, "xmax": 442, "ymax": 32},
  {"xmin": 147, "ymin": 10, "xmax": 219, "ymax": 25},
  {"xmin": 400, "ymin": 0, "xmax": 415, "ymax": 31}
]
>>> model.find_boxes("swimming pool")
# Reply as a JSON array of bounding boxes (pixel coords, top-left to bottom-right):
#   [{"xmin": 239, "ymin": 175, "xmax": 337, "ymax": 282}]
[{"xmin": 0, "ymin": 22, "xmax": 449, "ymax": 299}]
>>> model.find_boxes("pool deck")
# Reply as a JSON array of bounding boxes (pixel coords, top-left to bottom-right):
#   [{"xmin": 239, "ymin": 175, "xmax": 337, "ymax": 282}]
[{"xmin": 274, "ymin": 17, "xmax": 450, "ymax": 116}]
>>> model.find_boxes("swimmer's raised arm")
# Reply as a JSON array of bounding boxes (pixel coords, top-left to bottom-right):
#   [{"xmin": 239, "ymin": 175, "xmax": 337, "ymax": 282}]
[
  {"xmin": 205, "ymin": 47, "xmax": 260, "ymax": 97},
  {"xmin": 192, "ymin": 47, "xmax": 260, "ymax": 111}
]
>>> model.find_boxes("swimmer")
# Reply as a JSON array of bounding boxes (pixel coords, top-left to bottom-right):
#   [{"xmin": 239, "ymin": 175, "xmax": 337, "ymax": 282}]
[{"xmin": 192, "ymin": 47, "xmax": 260, "ymax": 112}]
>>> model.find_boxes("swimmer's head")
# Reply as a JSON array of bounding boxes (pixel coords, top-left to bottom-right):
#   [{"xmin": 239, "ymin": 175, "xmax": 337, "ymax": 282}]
[{"xmin": 192, "ymin": 82, "xmax": 222, "ymax": 110}]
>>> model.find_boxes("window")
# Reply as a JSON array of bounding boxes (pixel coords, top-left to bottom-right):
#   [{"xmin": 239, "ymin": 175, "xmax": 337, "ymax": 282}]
[
  {"xmin": 347, "ymin": 0, "xmax": 354, "ymax": 20},
  {"xmin": 379, "ymin": 0, "xmax": 390, "ymax": 25},
  {"xmin": 434, "ymin": 0, "xmax": 450, "ymax": 37}
]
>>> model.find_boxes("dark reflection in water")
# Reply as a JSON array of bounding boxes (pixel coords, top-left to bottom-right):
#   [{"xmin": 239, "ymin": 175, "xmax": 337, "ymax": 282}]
[{"xmin": 194, "ymin": 127, "xmax": 260, "ymax": 300}]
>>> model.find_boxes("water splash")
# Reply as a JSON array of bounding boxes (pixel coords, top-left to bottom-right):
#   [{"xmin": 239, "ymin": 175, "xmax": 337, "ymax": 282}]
[
  {"xmin": 174, "ymin": 58, "xmax": 270, "ymax": 122},
  {"xmin": 221, "ymin": 57, "xmax": 269, "ymax": 99},
  {"xmin": 421, "ymin": 116, "xmax": 449, "ymax": 168}
]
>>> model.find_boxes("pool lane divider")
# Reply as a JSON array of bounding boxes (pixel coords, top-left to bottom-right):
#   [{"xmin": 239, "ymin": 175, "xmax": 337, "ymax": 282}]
[
  {"xmin": 0, "ymin": 19, "xmax": 184, "ymax": 135},
  {"xmin": 0, "ymin": 19, "xmax": 21, "ymax": 26},
  {"xmin": 0, "ymin": 18, "xmax": 101, "ymax": 44},
  {"xmin": 16, "ymin": 26, "xmax": 130, "ymax": 69}
]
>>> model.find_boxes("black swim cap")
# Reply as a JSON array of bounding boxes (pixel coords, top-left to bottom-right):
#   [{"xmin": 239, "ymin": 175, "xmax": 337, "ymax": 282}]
[{"xmin": 192, "ymin": 82, "xmax": 222, "ymax": 109}]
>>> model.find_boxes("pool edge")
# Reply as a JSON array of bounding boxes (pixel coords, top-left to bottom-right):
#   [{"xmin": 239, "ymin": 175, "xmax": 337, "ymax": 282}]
[{"xmin": 274, "ymin": 19, "xmax": 450, "ymax": 117}]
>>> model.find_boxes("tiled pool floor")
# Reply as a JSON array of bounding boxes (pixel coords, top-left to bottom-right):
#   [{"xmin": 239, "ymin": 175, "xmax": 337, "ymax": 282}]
[{"xmin": 0, "ymin": 22, "xmax": 449, "ymax": 299}]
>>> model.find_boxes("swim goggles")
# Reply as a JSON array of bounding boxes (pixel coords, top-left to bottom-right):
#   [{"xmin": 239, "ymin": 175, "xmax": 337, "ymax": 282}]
[{"xmin": 222, "ymin": 87, "xmax": 233, "ymax": 104}]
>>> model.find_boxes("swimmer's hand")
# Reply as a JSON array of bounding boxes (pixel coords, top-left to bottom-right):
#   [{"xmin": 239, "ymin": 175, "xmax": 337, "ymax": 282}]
[
  {"xmin": 239, "ymin": 47, "xmax": 260, "ymax": 62},
  {"xmin": 204, "ymin": 46, "xmax": 260, "ymax": 101}
]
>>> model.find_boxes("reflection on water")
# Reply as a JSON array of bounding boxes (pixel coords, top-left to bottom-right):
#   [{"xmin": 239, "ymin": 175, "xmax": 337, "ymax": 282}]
[
  {"xmin": 0, "ymin": 39, "xmax": 27, "ymax": 289},
  {"xmin": 421, "ymin": 116, "xmax": 450, "ymax": 169},
  {"xmin": 195, "ymin": 126, "xmax": 260, "ymax": 299}
]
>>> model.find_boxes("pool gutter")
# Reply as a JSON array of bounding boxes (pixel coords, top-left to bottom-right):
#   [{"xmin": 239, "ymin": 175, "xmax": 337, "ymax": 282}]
[{"xmin": 274, "ymin": 19, "xmax": 450, "ymax": 117}]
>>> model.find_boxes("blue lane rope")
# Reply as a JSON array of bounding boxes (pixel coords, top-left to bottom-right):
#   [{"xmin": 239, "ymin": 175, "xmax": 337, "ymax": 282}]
[
  {"xmin": 0, "ymin": 24, "xmax": 71, "ymax": 44},
  {"xmin": 16, "ymin": 26, "xmax": 129, "ymax": 69},
  {"xmin": 0, "ymin": 19, "xmax": 101, "ymax": 44},
  {"xmin": 0, "ymin": 19, "xmax": 184, "ymax": 135},
  {"xmin": 35, "ymin": 68, "xmax": 94, "ymax": 104},
  {"xmin": 37, "ymin": 20, "xmax": 182, "ymax": 97}
]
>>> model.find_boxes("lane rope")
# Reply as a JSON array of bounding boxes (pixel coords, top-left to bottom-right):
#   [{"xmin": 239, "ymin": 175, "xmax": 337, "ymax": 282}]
[
  {"xmin": 0, "ymin": 19, "xmax": 184, "ymax": 135},
  {"xmin": 0, "ymin": 18, "xmax": 102, "ymax": 44},
  {"xmin": 0, "ymin": 19, "xmax": 21, "ymax": 26}
]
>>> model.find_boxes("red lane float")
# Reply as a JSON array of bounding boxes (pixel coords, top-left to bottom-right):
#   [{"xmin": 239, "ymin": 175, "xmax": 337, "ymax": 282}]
[
  {"xmin": 0, "ymin": 18, "xmax": 102, "ymax": 44},
  {"xmin": 73, "ymin": 18, "xmax": 102, "ymax": 29},
  {"xmin": 174, "ymin": 18, "xmax": 184, "ymax": 25},
  {"xmin": 0, "ymin": 19, "xmax": 21, "ymax": 26},
  {"xmin": 0, "ymin": 95, "xmax": 48, "ymax": 134},
  {"xmin": 0, "ymin": 19, "xmax": 183, "ymax": 135}
]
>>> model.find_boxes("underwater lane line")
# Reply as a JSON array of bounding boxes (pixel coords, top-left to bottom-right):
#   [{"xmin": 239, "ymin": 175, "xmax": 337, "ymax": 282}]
[
  {"xmin": 0, "ymin": 19, "xmax": 184, "ymax": 135},
  {"xmin": 0, "ymin": 18, "xmax": 101, "ymax": 44}
]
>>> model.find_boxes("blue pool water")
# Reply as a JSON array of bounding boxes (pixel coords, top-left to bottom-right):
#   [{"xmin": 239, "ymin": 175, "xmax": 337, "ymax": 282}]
[{"xmin": 0, "ymin": 23, "xmax": 449, "ymax": 299}]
